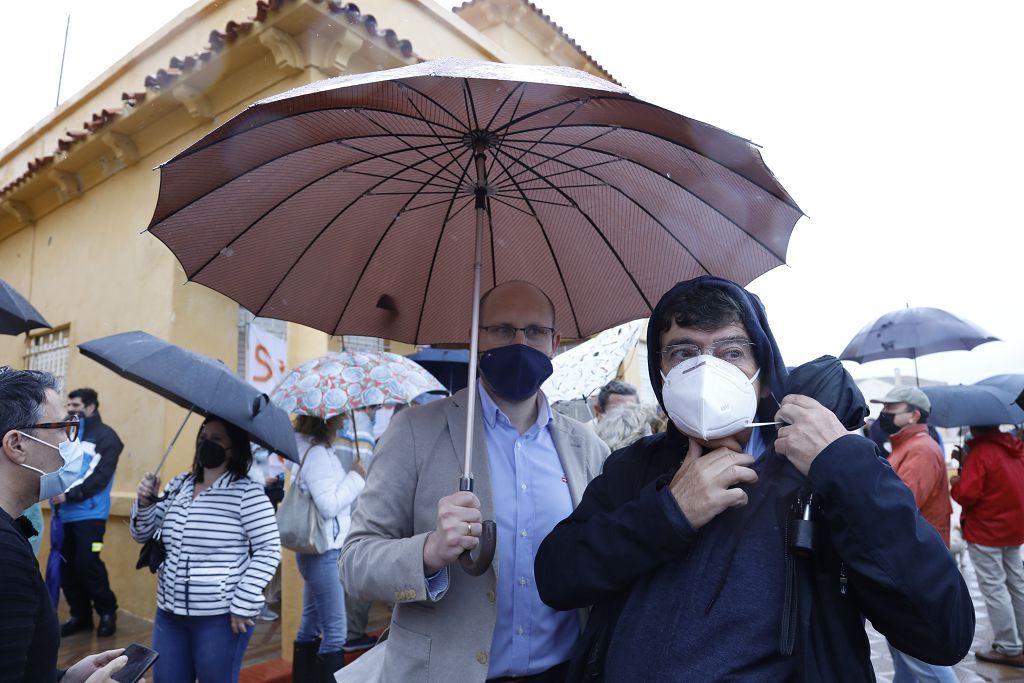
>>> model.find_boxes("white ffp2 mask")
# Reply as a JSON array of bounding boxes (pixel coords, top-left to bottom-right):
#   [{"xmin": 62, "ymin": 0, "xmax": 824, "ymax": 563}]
[{"xmin": 661, "ymin": 355, "xmax": 765, "ymax": 441}]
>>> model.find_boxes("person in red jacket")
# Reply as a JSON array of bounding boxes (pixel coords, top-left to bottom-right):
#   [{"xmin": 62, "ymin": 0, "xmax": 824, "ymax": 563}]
[{"xmin": 951, "ymin": 426, "xmax": 1024, "ymax": 668}]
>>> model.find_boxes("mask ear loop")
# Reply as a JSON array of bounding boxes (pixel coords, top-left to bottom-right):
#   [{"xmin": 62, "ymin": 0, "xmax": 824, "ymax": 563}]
[{"xmin": 749, "ymin": 387, "xmax": 786, "ymax": 428}]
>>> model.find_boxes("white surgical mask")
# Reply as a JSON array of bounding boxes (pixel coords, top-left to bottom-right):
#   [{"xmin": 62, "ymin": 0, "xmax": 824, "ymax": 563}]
[
  {"xmin": 661, "ymin": 355, "xmax": 771, "ymax": 441},
  {"xmin": 17, "ymin": 432, "xmax": 86, "ymax": 501}
]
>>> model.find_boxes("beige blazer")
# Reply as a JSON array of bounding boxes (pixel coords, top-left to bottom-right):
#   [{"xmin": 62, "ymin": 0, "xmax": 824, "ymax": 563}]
[{"xmin": 339, "ymin": 387, "xmax": 609, "ymax": 683}]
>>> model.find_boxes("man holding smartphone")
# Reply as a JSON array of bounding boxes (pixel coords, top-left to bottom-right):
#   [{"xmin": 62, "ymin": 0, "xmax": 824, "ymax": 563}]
[{"xmin": 0, "ymin": 367, "xmax": 141, "ymax": 683}]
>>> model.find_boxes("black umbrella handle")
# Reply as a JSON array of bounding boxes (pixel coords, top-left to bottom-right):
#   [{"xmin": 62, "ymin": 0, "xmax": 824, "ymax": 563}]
[{"xmin": 457, "ymin": 477, "xmax": 496, "ymax": 576}]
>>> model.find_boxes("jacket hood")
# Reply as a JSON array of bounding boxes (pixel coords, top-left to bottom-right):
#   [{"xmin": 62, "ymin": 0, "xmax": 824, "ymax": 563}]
[
  {"xmin": 972, "ymin": 430, "xmax": 1024, "ymax": 458},
  {"xmin": 782, "ymin": 355, "xmax": 869, "ymax": 430},
  {"xmin": 646, "ymin": 276, "xmax": 788, "ymax": 421}
]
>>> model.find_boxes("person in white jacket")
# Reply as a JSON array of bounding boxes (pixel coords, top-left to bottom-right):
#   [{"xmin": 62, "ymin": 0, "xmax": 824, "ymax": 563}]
[{"xmin": 290, "ymin": 414, "xmax": 365, "ymax": 682}]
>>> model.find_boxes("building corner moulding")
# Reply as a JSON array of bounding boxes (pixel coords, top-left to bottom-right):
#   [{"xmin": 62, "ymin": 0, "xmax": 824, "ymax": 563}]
[
  {"xmin": 1, "ymin": 199, "xmax": 34, "ymax": 226},
  {"xmin": 172, "ymin": 82, "xmax": 215, "ymax": 120},
  {"xmin": 258, "ymin": 25, "xmax": 366, "ymax": 77}
]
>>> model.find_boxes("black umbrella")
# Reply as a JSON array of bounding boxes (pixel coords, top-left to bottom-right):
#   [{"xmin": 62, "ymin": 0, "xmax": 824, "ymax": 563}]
[
  {"xmin": 839, "ymin": 307, "xmax": 999, "ymax": 385},
  {"xmin": 79, "ymin": 331, "xmax": 298, "ymax": 464},
  {"xmin": 978, "ymin": 374, "xmax": 1024, "ymax": 401},
  {"xmin": 0, "ymin": 278, "xmax": 51, "ymax": 335},
  {"xmin": 920, "ymin": 384, "xmax": 1024, "ymax": 428}
]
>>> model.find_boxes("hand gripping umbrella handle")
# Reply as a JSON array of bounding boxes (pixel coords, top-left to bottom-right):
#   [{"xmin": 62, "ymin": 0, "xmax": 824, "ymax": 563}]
[{"xmin": 458, "ymin": 477, "xmax": 496, "ymax": 576}]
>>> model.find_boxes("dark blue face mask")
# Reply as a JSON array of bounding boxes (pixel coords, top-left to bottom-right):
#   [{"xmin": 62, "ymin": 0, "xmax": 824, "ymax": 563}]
[{"xmin": 479, "ymin": 344, "xmax": 554, "ymax": 402}]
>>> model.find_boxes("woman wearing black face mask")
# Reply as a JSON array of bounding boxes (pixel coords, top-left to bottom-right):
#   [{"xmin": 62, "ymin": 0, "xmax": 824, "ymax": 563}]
[{"xmin": 130, "ymin": 416, "xmax": 282, "ymax": 683}]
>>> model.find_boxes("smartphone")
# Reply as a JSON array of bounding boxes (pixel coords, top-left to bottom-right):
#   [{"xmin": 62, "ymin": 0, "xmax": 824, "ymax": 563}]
[{"xmin": 111, "ymin": 643, "xmax": 159, "ymax": 683}]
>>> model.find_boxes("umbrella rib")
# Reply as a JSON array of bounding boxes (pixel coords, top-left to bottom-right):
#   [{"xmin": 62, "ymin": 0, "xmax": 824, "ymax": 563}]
[
  {"xmin": 500, "ymin": 118, "xmax": 802, "ymax": 213},
  {"xmin": 250, "ymin": 145, "xmax": 471, "ymax": 317},
  {"xmin": 352, "ymin": 109, "xmax": 467, "ymax": 187},
  {"xmin": 491, "ymin": 194, "xmax": 577, "ymax": 209},
  {"xmin": 490, "ymin": 100, "xmax": 587, "ymax": 193},
  {"xmin": 485, "ymin": 85, "xmax": 528, "ymax": 186},
  {"xmin": 395, "ymin": 82, "xmax": 473, "ymax": 135},
  {"xmin": 493, "ymin": 127, "xmax": 620, "ymax": 190},
  {"xmin": 500, "ymin": 138, "xmax": 782, "ymax": 266},
  {"xmin": 153, "ymin": 135, "xmax": 462, "ymax": 232},
  {"xmin": 396, "ymin": 89, "xmax": 474, "ymax": 189},
  {"xmin": 341, "ymin": 169, "xmax": 461, "ymax": 191},
  {"xmin": 164, "ymin": 106, "xmax": 465, "ymax": 166},
  {"xmin": 487, "ymin": 149, "xmax": 585, "ymax": 337},
  {"xmin": 490, "ymin": 195, "xmax": 551, "ymax": 217},
  {"xmin": 332, "ymin": 151, "xmax": 477, "ymax": 339},
  {"xmin": 492, "ymin": 157, "xmax": 622, "ymax": 192},
  {"xmin": 462, "ymin": 79, "xmax": 482, "ymax": 132},
  {"xmin": 188, "ymin": 141, "xmax": 466, "ymax": 282},
  {"xmin": 493, "ymin": 144, "xmax": 660, "ymax": 315}
]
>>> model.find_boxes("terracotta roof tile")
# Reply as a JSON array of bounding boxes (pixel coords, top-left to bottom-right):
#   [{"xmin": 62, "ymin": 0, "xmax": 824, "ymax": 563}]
[
  {"xmin": 1, "ymin": 0, "xmax": 418, "ymax": 202},
  {"xmin": 453, "ymin": 0, "xmax": 618, "ymax": 85}
]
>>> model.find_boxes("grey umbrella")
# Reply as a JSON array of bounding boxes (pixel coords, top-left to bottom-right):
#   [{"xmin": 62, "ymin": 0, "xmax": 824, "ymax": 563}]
[
  {"xmin": 920, "ymin": 384, "xmax": 1024, "ymax": 428},
  {"xmin": 0, "ymin": 278, "xmax": 51, "ymax": 335},
  {"xmin": 839, "ymin": 307, "xmax": 999, "ymax": 385},
  {"xmin": 79, "ymin": 331, "xmax": 298, "ymax": 465}
]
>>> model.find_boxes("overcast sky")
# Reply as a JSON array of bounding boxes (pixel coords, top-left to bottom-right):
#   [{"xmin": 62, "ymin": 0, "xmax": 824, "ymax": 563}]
[{"xmin": 2, "ymin": 0, "xmax": 1020, "ymax": 386}]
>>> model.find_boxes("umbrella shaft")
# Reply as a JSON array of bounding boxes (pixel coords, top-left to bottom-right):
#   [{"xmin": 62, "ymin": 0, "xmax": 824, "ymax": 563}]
[
  {"xmin": 155, "ymin": 406, "xmax": 194, "ymax": 475},
  {"xmin": 462, "ymin": 156, "xmax": 489, "ymax": 480}
]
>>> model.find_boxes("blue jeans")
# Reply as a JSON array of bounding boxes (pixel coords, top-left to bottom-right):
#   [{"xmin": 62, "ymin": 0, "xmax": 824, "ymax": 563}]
[
  {"xmin": 296, "ymin": 548, "xmax": 347, "ymax": 652},
  {"xmin": 152, "ymin": 609, "xmax": 254, "ymax": 683},
  {"xmin": 887, "ymin": 643, "xmax": 959, "ymax": 683}
]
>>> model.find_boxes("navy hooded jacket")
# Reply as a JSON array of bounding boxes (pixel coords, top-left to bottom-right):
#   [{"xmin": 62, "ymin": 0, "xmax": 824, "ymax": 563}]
[{"xmin": 534, "ymin": 277, "xmax": 974, "ymax": 681}]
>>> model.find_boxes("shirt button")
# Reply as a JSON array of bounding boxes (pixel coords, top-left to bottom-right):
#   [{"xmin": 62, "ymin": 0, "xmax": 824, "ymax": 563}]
[
  {"xmin": 517, "ymin": 627, "xmax": 524, "ymax": 635},
  {"xmin": 477, "ymin": 651, "xmax": 489, "ymax": 665},
  {"xmin": 486, "ymin": 590, "xmax": 496, "ymax": 603},
  {"xmin": 518, "ymin": 577, "xmax": 527, "ymax": 586},
  {"xmin": 520, "ymin": 529, "xmax": 528, "ymax": 537},
  {"xmin": 521, "ymin": 483, "xmax": 527, "ymax": 491}
]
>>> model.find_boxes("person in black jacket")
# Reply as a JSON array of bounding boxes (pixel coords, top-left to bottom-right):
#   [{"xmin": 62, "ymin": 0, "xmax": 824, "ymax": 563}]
[
  {"xmin": 534, "ymin": 276, "xmax": 975, "ymax": 681},
  {"xmin": 55, "ymin": 387, "xmax": 122, "ymax": 638},
  {"xmin": 0, "ymin": 367, "xmax": 138, "ymax": 682}
]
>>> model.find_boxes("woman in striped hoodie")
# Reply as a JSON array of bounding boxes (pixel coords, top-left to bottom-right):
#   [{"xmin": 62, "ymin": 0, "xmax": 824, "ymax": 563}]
[{"xmin": 131, "ymin": 416, "xmax": 281, "ymax": 683}]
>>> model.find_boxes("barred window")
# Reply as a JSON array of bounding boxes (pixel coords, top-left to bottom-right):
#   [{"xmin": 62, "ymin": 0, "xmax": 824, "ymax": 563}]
[
  {"xmin": 342, "ymin": 336, "xmax": 385, "ymax": 353},
  {"xmin": 24, "ymin": 327, "xmax": 70, "ymax": 393}
]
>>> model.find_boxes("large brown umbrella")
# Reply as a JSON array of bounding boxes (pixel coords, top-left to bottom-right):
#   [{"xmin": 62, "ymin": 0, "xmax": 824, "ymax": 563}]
[{"xmin": 147, "ymin": 58, "xmax": 803, "ymax": 573}]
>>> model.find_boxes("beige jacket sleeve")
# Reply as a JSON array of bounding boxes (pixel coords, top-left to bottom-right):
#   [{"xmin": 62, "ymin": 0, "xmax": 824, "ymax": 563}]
[{"xmin": 340, "ymin": 407, "xmax": 434, "ymax": 604}]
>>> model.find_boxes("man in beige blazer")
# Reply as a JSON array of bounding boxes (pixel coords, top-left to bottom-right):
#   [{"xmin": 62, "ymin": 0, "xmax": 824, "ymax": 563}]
[{"xmin": 340, "ymin": 281, "xmax": 609, "ymax": 683}]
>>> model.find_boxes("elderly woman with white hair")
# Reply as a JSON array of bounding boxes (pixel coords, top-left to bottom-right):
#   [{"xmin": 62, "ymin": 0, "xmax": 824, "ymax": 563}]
[{"xmin": 592, "ymin": 402, "xmax": 658, "ymax": 452}]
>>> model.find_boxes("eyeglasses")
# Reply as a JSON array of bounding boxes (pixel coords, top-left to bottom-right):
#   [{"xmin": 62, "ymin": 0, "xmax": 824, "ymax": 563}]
[
  {"xmin": 660, "ymin": 338, "xmax": 757, "ymax": 370},
  {"xmin": 16, "ymin": 415, "xmax": 80, "ymax": 441},
  {"xmin": 480, "ymin": 325, "xmax": 555, "ymax": 344}
]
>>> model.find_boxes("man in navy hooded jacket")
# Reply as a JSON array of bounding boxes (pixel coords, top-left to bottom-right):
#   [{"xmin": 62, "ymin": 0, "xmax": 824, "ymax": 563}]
[{"xmin": 535, "ymin": 277, "xmax": 974, "ymax": 681}]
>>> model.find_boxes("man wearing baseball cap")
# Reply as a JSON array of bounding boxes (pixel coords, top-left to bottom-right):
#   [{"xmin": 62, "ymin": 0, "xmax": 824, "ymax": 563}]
[{"xmin": 873, "ymin": 385, "xmax": 956, "ymax": 682}]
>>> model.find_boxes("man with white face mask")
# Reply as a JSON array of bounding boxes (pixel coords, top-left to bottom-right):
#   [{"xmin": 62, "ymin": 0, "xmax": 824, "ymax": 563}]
[
  {"xmin": 0, "ymin": 367, "xmax": 142, "ymax": 683},
  {"xmin": 535, "ymin": 276, "xmax": 974, "ymax": 682}
]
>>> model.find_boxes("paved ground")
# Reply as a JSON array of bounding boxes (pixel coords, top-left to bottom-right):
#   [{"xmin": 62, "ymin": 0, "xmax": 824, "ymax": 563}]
[{"xmin": 869, "ymin": 551, "xmax": 1024, "ymax": 682}]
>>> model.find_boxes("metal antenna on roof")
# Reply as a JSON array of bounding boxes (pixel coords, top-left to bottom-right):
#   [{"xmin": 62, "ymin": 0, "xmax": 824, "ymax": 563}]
[{"xmin": 55, "ymin": 14, "xmax": 71, "ymax": 108}]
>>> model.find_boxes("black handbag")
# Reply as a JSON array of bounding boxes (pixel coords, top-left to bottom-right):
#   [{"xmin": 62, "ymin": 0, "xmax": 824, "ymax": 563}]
[{"xmin": 135, "ymin": 478, "xmax": 186, "ymax": 573}]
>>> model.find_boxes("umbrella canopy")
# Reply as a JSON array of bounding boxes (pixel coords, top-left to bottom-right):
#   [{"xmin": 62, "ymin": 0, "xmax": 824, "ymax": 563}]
[
  {"xmin": 839, "ymin": 307, "xmax": 999, "ymax": 364},
  {"xmin": 542, "ymin": 320, "xmax": 644, "ymax": 403},
  {"xmin": 79, "ymin": 331, "xmax": 298, "ymax": 462},
  {"xmin": 0, "ymin": 278, "xmax": 50, "ymax": 335},
  {"xmin": 406, "ymin": 348, "xmax": 469, "ymax": 394},
  {"xmin": 920, "ymin": 384, "xmax": 1024, "ymax": 428},
  {"xmin": 978, "ymin": 374, "xmax": 1024, "ymax": 399},
  {"xmin": 270, "ymin": 350, "xmax": 446, "ymax": 419},
  {"xmin": 146, "ymin": 57, "xmax": 803, "ymax": 343}
]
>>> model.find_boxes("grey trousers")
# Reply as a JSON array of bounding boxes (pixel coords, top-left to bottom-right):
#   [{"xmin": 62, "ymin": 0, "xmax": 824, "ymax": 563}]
[
  {"xmin": 345, "ymin": 591, "xmax": 371, "ymax": 639},
  {"xmin": 968, "ymin": 542, "xmax": 1024, "ymax": 655}
]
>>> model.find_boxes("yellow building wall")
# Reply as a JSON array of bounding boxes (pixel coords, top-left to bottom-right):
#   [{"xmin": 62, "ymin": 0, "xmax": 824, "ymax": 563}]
[{"xmin": 1, "ymin": 0, "xmax": 610, "ymax": 642}]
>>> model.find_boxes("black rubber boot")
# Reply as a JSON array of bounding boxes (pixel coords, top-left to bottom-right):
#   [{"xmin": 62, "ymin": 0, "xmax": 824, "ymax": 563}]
[
  {"xmin": 292, "ymin": 638, "xmax": 321, "ymax": 683},
  {"xmin": 318, "ymin": 650, "xmax": 346, "ymax": 682}
]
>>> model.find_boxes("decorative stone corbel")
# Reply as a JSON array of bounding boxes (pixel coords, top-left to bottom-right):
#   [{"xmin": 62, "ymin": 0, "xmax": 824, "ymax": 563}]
[
  {"xmin": 172, "ymin": 83, "xmax": 214, "ymax": 120},
  {"xmin": 259, "ymin": 27, "xmax": 304, "ymax": 71},
  {"xmin": 1, "ymin": 199, "xmax": 34, "ymax": 226},
  {"xmin": 101, "ymin": 132, "xmax": 139, "ymax": 166},
  {"xmin": 314, "ymin": 31, "xmax": 366, "ymax": 75},
  {"xmin": 49, "ymin": 170, "xmax": 82, "ymax": 204}
]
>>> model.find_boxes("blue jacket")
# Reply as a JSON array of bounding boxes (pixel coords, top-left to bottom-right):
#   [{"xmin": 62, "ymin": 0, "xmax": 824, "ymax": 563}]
[
  {"xmin": 535, "ymin": 278, "xmax": 974, "ymax": 681},
  {"xmin": 58, "ymin": 413, "xmax": 123, "ymax": 523}
]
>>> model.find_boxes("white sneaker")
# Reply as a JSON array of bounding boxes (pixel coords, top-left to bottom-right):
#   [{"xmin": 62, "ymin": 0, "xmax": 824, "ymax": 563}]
[{"xmin": 257, "ymin": 606, "xmax": 279, "ymax": 622}]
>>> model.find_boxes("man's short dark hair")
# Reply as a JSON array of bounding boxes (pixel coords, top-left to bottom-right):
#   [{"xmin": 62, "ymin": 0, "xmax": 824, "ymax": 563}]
[
  {"xmin": 598, "ymin": 381, "xmax": 638, "ymax": 412},
  {"xmin": 0, "ymin": 367, "xmax": 59, "ymax": 436},
  {"xmin": 659, "ymin": 283, "xmax": 745, "ymax": 335},
  {"xmin": 69, "ymin": 387, "xmax": 99, "ymax": 409}
]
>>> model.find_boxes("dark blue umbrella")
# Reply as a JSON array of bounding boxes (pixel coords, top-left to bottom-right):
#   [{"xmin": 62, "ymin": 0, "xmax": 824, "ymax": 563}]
[
  {"xmin": 0, "ymin": 278, "xmax": 50, "ymax": 335},
  {"xmin": 79, "ymin": 331, "xmax": 299, "ymax": 463},
  {"xmin": 407, "ymin": 348, "xmax": 469, "ymax": 394},
  {"xmin": 839, "ymin": 307, "xmax": 999, "ymax": 384},
  {"xmin": 920, "ymin": 384, "xmax": 1024, "ymax": 428},
  {"xmin": 978, "ymin": 374, "xmax": 1024, "ymax": 398}
]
